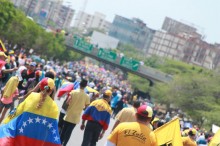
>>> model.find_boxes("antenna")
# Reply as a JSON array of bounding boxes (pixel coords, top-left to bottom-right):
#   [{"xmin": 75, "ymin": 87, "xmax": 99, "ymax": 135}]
[{"xmin": 77, "ymin": 0, "xmax": 88, "ymax": 29}]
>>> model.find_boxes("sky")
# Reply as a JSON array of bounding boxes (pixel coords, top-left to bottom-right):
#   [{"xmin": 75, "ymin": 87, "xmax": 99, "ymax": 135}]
[{"xmin": 63, "ymin": 0, "xmax": 220, "ymax": 44}]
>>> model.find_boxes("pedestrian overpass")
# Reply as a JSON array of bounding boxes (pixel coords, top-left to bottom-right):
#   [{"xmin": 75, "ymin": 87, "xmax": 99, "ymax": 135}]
[{"xmin": 65, "ymin": 36, "xmax": 172, "ymax": 83}]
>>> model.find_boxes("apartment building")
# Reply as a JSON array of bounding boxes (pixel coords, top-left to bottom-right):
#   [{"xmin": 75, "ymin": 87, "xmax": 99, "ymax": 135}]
[
  {"xmin": 147, "ymin": 17, "xmax": 220, "ymax": 69},
  {"xmin": 54, "ymin": 5, "xmax": 75, "ymax": 28},
  {"xmin": 74, "ymin": 11, "xmax": 110, "ymax": 33},
  {"xmin": 109, "ymin": 15, "xmax": 155, "ymax": 51},
  {"xmin": 147, "ymin": 30, "xmax": 186, "ymax": 60}
]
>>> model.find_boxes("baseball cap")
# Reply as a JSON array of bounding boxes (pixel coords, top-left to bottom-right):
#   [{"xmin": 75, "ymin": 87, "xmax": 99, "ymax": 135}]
[
  {"xmin": 40, "ymin": 78, "xmax": 55, "ymax": 91},
  {"xmin": 137, "ymin": 105, "xmax": 153, "ymax": 118},
  {"xmin": 104, "ymin": 90, "xmax": 112, "ymax": 97},
  {"xmin": 9, "ymin": 50, "xmax": 14, "ymax": 54},
  {"xmin": 151, "ymin": 117, "xmax": 160, "ymax": 124},
  {"xmin": 188, "ymin": 128, "xmax": 197, "ymax": 135},
  {"xmin": 30, "ymin": 62, "xmax": 36, "ymax": 67},
  {"xmin": 0, "ymin": 52, "xmax": 7, "ymax": 58}
]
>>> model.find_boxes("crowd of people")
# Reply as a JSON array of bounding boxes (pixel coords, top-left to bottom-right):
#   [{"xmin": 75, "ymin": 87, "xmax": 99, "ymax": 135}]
[{"xmin": 0, "ymin": 46, "xmax": 218, "ymax": 146}]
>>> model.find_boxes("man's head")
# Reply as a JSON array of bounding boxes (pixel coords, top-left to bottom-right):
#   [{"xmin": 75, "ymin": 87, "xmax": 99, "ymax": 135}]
[
  {"xmin": 80, "ymin": 79, "xmax": 88, "ymax": 89},
  {"xmin": 133, "ymin": 100, "xmax": 141, "ymax": 109},
  {"xmin": 45, "ymin": 71, "xmax": 55, "ymax": 79},
  {"xmin": 103, "ymin": 90, "xmax": 112, "ymax": 102},
  {"xmin": 136, "ymin": 105, "xmax": 153, "ymax": 123},
  {"xmin": 29, "ymin": 62, "xmax": 36, "ymax": 71},
  {"xmin": 188, "ymin": 128, "xmax": 197, "ymax": 139},
  {"xmin": 0, "ymin": 52, "xmax": 7, "ymax": 61}
]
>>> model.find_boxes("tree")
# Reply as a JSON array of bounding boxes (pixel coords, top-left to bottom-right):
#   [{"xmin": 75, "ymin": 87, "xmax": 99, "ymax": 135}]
[
  {"xmin": 150, "ymin": 72, "xmax": 220, "ymax": 128},
  {"xmin": 127, "ymin": 73, "xmax": 150, "ymax": 92}
]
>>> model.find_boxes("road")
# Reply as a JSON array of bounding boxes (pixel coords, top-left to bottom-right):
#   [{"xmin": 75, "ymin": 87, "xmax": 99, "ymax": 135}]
[{"xmin": 55, "ymin": 98, "xmax": 115, "ymax": 146}]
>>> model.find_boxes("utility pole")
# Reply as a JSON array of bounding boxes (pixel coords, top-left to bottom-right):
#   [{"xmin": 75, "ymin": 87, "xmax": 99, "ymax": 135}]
[{"xmin": 77, "ymin": 0, "xmax": 88, "ymax": 28}]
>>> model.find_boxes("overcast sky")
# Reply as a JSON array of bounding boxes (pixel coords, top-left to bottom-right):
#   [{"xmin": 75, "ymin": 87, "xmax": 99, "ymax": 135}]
[{"xmin": 64, "ymin": 0, "xmax": 220, "ymax": 44}]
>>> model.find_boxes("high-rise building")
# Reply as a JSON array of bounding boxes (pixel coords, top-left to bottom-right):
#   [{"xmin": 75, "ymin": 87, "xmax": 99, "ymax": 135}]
[
  {"xmin": 74, "ymin": 11, "xmax": 110, "ymax": 33},
  {"xmin": 148, "ymin": 17, "xmax": 220, "ymax": 69},
  {"xmin": 54, "ymin": 5, "xmax": 75, "ymax": 29},
  {"xmin": 147, "ymin": 30, "xmax": 186, "ymax": 60},
  {"xmin": 109, "ymin": 15, "xmax": 155, "ymax": 51},
  {"xmin": 12, "ymin": 0, "xmax": 40, "ymax": 16},
  {"xmin": 10, "ymin": 0, "xmax": 74, "ymax": 29}
]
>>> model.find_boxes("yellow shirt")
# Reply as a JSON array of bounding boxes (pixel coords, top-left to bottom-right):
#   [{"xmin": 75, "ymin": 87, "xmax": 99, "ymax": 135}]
[
  {"xmin": 115, "ymin": 107, "xmax": 153, "ymax": 130},
  {"xmin": 182, "ymin": 137, "xmax": 197, "ymax": 146},
  {"xmin": 108, "ymin": 122, "xmax": 157, "ymax": 146},
  {"xmin": 115, "ymin": 107, "xmax": 136, "ymax": 123},
  {"xmin": 64, "ymin": 89, "xmax": 90, "ymax": 124}
]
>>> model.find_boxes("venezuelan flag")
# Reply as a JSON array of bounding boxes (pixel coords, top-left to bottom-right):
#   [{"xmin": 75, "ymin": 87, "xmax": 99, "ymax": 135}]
[
  {"xmin": 0, "ymin": 92, "xmax": 61, "ymax": 146},
  {"xmin": 82, "ymin": 99, "xmax": 112, "ymax": 130},
  {"xmin": 57, "ymin": 81, "xmax": 80, "ymax": 97}
]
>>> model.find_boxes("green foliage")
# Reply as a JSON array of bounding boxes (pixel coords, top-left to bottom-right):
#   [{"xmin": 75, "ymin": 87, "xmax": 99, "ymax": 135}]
[
  {"xmin": 127, "ymin": 73, "xmax": 150, "ymax": 92},
  {"xmin": 117, "ymin": 43, "xmax": 145, "ymax": 60},
  {"xmin": 150, "ymin": 73, "xmax": 220, "ymax": 128}
]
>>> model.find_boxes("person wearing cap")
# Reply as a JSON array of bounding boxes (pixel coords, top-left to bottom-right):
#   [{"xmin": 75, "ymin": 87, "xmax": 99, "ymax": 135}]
[
  {"xmin": 105, "ymin": 105, "xmax": 157, "ymax": 146},
  {"xmin": 60, "ymin": 79, "xmax": 90, "ymax": 146},
  {"xmin": 17, "ymin": 62, "xmax": 36, "ymax": 90},
  {"xmin": 80, "ymin": 90, "xmax": 112, "ymax": 146},
  {"xmin": 151, "ymin": 117, "xmax": 160, "ymax": 130},
  {"xmin": 21, "ymin": 71, "xmax": 56, "ymax": 100},
  {"xmin": 182, "ymin": 128, "xmax": 197, "ymax": 146},
  {"xmin": 1, "ymin": 78, "xmax": 61, "ymax": 145},
  {"xmin": 111, "ymin": 100, "xmax": 141, "ymax": 131}
]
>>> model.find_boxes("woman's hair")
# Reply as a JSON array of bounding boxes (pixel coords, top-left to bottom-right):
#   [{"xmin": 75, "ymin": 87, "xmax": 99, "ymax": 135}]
[
  {"xmin": 36, "ymin": 78, "xmax": 55, "ymax": 109},
  {"xmin": 36, "ymin": 86, "xmax": 51, "ymax": 109}
]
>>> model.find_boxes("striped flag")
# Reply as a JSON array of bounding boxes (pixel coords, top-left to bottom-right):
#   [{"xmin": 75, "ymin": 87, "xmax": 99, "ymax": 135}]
[{"xmin": 0, "ymin": 92, "xmax": 61, "ymax": 146}]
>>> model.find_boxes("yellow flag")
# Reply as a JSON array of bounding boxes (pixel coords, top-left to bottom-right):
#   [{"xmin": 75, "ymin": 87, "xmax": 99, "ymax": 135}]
[
  {"xmin": 154, "ymin": 118, "xmax": 183, "ymax": 146},
  {"xmin": 209, "ymin": 129, "xmax": 220, "ymax": 146},
  {"xmin": 0, "ymin": 39, "xmax": 7, "ymax": 52}
]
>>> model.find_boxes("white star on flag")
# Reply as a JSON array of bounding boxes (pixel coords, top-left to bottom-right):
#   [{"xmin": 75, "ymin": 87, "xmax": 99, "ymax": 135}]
[
  {"xmin": 23, "ymin": 121, "xmax": 27, "ymax": 127},
  {"xmin": 42, "ymin": 119, "xmax": 47, "ymax": 125},
  {"xmin": 35, "ymin": 117, "xmax": 41, "ymax": 123},
  {"xmin": 54, "ymin": 136, "xmax": 59, "ymax": 142},
  {"xmin": 47, "ymin": 123, "xmax": 53, "ymax": 129},
  {"xmin": 19, "ymin": 127, "xmax": 24, "ymax": 133},
  {"xmin": 52, "ymin": 129, "xmax": 56, "ymax": 134},
  {"xmin": 28, "ymin": 117, "xmax": 33, "ymax": 124}
]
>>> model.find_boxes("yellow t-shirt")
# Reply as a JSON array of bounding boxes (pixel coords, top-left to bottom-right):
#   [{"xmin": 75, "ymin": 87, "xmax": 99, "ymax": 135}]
[
  {"xmin": 115, "ymin": 107, "xmax": 136, "ymax": 123},
  {"xmin": 182, "ymin": 137, "xmax": 197, "ymax": 146},
  {"xmin": 108, "ymin": 122, "xmax": 157, "ymax": 146},
  {"xmin": 64, "ymin": 89, "xmax": 90, "ymax": 124}
]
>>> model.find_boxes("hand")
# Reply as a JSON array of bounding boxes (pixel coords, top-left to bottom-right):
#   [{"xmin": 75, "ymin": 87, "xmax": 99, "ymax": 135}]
[
  {"xmin": 80, "ymin": 124, "xmax": 85, "ymax": 130},
  {"xmin": 18, "ymin": 96, "xmax": 24, "ymax": 99},
  {"xmin": 13, "ymin": 67, "xmax": 18, "ymax": 71}
]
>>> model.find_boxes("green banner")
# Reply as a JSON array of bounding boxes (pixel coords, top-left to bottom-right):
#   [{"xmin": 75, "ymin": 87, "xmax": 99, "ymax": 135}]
[
  {"xmin": 97, "ymin": 48, "xmax": 117, "ymax": 62},
  {"xmin": 73, "ymin": 37, "xmax": 93, "ymax": 53},
  {"xmin": 120, "ymin": 56, "xmax": 140, "ymax": 71}
]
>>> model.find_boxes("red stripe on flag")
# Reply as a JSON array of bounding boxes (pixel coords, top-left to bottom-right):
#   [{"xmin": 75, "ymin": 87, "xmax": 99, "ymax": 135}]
[
  {"xmin": 0, "ymin": 137, "xmax": 14, "ymax": 146},
  {"xmin": 0, "ymin": 136, "xmax": 62, "ymax": 146}
]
